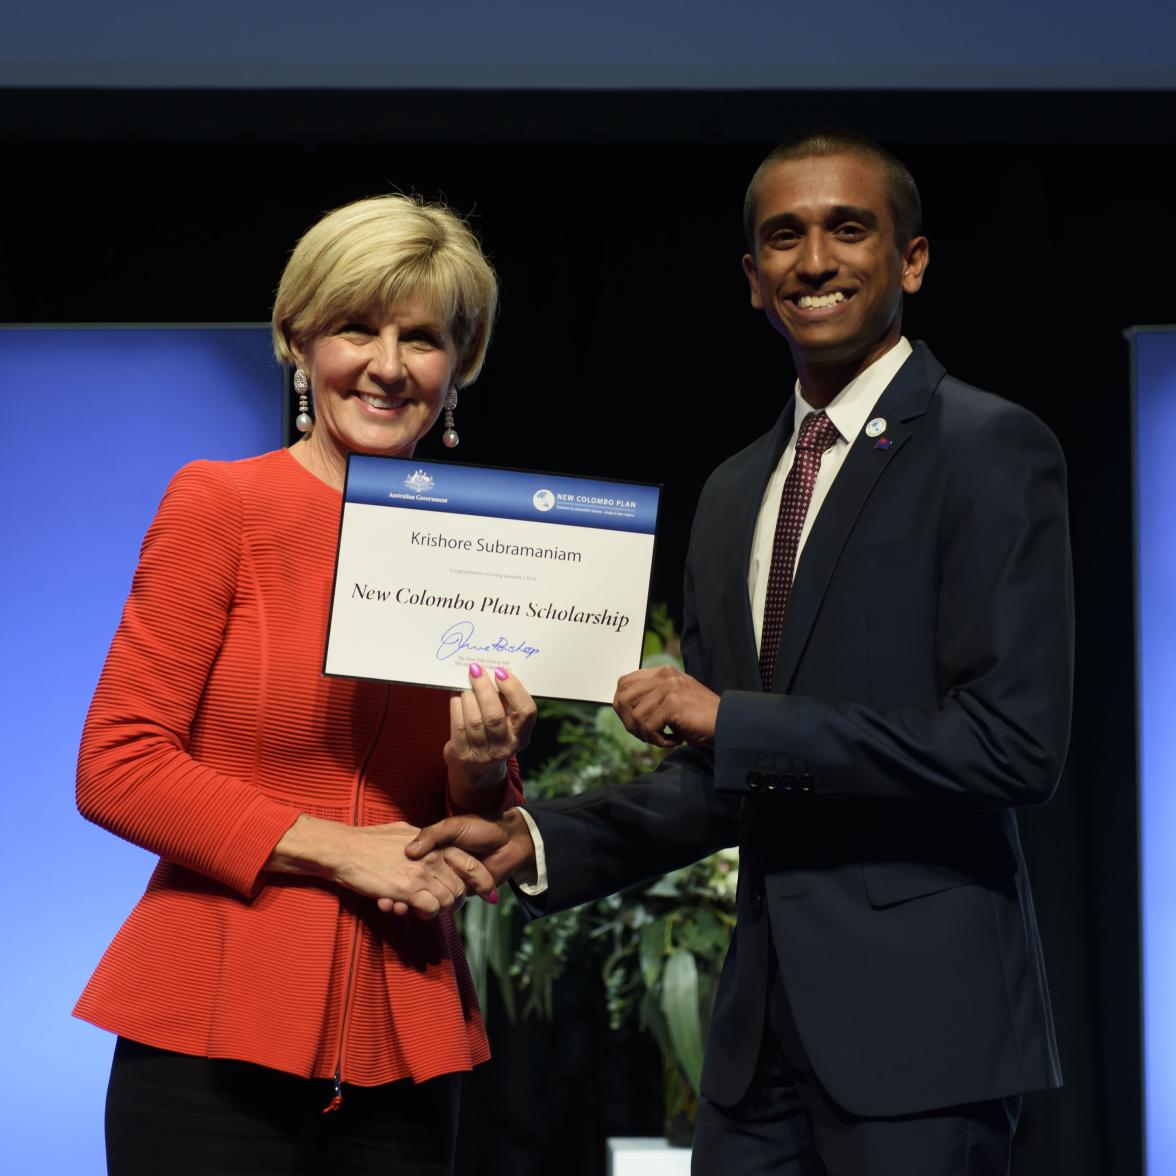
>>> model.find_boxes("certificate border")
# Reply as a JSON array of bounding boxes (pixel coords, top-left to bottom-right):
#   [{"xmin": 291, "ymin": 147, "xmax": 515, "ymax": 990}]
[{"xmin": 321, "ymin": 453, "xmax": 663, "ymax": 704}]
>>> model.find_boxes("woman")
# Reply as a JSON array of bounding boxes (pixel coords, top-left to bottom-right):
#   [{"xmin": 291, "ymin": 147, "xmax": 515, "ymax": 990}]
[{"xmin": 74, "ymin": 194, "xmax": 535, "ymax": 1175}]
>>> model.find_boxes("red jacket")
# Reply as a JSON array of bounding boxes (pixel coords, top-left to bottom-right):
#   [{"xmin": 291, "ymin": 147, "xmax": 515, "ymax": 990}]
[{"xmin": 75, "ymin": 449, "xmax": 520, "ymax": 1086}]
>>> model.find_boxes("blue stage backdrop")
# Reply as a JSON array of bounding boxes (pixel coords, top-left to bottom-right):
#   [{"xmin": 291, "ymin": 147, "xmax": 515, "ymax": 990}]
[
  {"xmin": 1131, "ymin": 327, "xmax": 1176, "ymax": 1176},
  {"xmin": 0, "ymin": 326, "xmax": 281, "ymax": 1176},
  {"xmin": 0, "ymin": 0, "xmax": 1172, "ymax": 89}
]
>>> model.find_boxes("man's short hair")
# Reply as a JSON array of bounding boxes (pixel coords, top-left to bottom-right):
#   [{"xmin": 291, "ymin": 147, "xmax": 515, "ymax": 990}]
[{"xmin": 743, "ymin": 130, "xmax": 923, "ymax": 251}]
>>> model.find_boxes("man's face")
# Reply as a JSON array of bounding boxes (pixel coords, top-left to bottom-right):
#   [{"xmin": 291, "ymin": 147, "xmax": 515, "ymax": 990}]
[{"xmin": 742, "ymin": 153, "xmax": 928, "ymax": 372}]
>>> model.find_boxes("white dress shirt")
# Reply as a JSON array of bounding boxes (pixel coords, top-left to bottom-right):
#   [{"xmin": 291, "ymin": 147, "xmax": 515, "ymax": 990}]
[
  {"xmin": 748, "ymin": 337, "xmax": 912, "ymax": 651},
  {"xmin": 516, "ymin": 338, "xmax": 914, "ymax": 894}
]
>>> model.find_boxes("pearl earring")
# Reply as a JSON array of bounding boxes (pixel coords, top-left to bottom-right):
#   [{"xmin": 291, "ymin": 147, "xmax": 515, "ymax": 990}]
[
  {"xmin": 442, "ymin": 389, "xmax": 459, "ymax": 448},
  {"xmin": 293, "ymin": 368, "xmax": 313, "ymax": 433}
]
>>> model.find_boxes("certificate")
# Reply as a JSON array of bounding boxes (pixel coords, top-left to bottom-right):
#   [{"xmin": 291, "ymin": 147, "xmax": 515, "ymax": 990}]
[{"xmin": 324, "ymin": 456, "xmax": 661, "ymax": 703}]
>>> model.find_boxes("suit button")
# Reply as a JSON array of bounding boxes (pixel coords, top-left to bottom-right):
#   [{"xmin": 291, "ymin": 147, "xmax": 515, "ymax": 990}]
[
  {"xmin": 747, "ymin": 770, "xmax": 763, "ymax": 790},
  {"xmin": 748, "ymin": 887, "xmax": 764, "ymax": 917},
  {"xmin": 799, "ymin": 773, "xmax": 814, "ymax": 793}
]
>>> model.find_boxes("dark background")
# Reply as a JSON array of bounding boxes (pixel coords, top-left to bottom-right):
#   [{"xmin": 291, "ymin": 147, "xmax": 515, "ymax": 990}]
[{"xmin": 3, "ymin": 87, "xmax": 1167, "ymax": 1175}]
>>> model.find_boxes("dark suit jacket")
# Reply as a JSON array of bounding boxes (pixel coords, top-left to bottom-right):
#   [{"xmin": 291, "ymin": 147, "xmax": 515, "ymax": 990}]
[{"xmin": 522, "ymin": 343, "xmax": 1072, "ymax": 1118}]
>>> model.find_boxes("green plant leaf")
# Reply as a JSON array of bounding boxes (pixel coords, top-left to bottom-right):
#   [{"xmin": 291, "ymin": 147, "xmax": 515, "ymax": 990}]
[
  {"xmin": 676, "ymin": 908, "xmax": 726, "ymax": 957},
  {"xmin": 457, "ymin": 899, "xmax": 491, "ymax": 1016},
  {"xmin": 536, "ymin": 699, "xmax": 598, "ymax": 725},
  {"xmin": 638, "ymin": 917, "xmax": 667, "ymax": 989},
  {"xmin": 593, "ymin": 704, "xmax": 647, "ymax": 751},
  {"xmin": 640, "ymin": 651, "xmax": 684, "ymax": 672},
  {"xmin": 644, "ymin": 864, "xmax": 693, "ymax": 898},
  {"xmin": 661, "ymin": 950, "xmax": 705, "ymax": 1093},
  {"xmin": 641, "ymin": 630, "xmax": 665, "ymax": 660},
  {"xmin": 484, "ymin": 896, "xmax": 517, "ymax": 1024},
  {"xmin": 647, "ymin": 602, "xmax": 674, "ymax": 645}
]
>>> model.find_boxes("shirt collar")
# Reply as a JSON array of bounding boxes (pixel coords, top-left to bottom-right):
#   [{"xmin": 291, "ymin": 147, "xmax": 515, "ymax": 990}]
[{"xmin": 793, "ymin": 336, "xmax": 913, "ymax": 444}]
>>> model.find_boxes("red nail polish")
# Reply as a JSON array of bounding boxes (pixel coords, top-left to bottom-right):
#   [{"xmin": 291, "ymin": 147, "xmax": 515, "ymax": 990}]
[
  {"xmin": 469, "ymin": 663, "xmax": 483, "ymax": 679},
  {"xmin": 488, "ymin": 888, "xmax": 500, "ymax": 905},
  {"xmin": 494, "ymin": 666, "xmax": 509, "ymax": 681}
]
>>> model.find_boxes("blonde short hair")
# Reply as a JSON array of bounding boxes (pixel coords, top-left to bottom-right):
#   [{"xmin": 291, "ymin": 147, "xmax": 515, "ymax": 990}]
[{"xmin": 272, "ymin": 194, "xmax": 498, "ymax": 388}]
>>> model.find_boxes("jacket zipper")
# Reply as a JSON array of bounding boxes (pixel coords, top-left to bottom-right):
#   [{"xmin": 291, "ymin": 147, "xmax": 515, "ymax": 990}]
[{"xmin": 323, "ymin": 684, "xmax": 392, "ymax": 1113}]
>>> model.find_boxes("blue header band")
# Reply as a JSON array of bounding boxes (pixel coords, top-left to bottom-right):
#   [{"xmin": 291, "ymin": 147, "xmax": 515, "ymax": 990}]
[{"xmin": 345, "ymin": 456, "xmax": 659, "ymax": 535}]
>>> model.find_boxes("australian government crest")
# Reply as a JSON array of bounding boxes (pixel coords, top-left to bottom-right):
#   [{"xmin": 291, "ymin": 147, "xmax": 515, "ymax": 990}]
[{"xmin": 404, "ymin": 469, "xmax": 435, "ymax": 494}]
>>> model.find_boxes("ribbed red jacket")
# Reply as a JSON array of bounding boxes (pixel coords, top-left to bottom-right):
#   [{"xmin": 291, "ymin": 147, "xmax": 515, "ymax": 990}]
[{"xmin": 74, "ymin": 449, "xmax": 520, "ymax": 1087}]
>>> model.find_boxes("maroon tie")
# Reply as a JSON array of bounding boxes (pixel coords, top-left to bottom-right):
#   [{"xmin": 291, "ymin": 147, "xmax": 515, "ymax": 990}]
[{"xmin": 759, "ymin": 410, "xmax": 841, "ymax": 690}]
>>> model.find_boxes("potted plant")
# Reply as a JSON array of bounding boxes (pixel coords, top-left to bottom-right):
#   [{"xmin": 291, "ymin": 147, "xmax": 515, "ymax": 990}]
[{"xmin": 458, "ymin": 607, "xmax": 738, "ymax": 1145}]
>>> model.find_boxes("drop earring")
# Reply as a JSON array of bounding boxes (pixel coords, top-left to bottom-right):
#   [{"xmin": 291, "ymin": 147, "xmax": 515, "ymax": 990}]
[
  {"xmin": 293, "ymin": 368, "xmax": 313, "ymax": 433},
  {"xmin": 442, "ymin": 389, "xmax": 459, "ymax": 448}
]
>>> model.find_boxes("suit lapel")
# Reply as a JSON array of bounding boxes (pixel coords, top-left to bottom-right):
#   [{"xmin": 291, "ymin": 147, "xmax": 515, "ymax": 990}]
[
  {"xmin": 723, "ymin": 401, "xmax": 796, "ymax": 691},
  {"xmin": 769, "ymin": 344, "xmax": 945, "ymax": 694}
]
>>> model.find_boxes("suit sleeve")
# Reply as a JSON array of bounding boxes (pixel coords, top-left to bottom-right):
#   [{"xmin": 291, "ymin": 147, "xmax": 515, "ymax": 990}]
[
  {"xmin": 519, "ymin": 556, "xmax": 741, "ymax": 915},
  {"xmin": 714, "ymin": 404, "xmax": 1074, "ymax": 810},
  {"xmin": 76, "ymin": 463, "xmax": 301, "ymax": 895}
]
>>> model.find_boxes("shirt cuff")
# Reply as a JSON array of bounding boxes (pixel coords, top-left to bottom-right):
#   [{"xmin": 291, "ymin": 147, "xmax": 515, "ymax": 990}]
[{"xmin": 512, "ymin": 806, "xmax": 548, "ymax": 895}]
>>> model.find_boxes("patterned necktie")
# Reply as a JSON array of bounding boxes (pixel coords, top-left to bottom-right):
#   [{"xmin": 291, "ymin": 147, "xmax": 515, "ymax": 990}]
[{"xmin": 759, "ymin": 410, "xmax": 842, "ymax": 690}]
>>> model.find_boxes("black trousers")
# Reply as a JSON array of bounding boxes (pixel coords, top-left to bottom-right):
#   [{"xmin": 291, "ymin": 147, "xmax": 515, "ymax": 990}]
[
  {"xmin": 691, "ymin": 960, "xmax": 1021, "ymax": 1176},
  {"xmin": 105, "ymin": 1038, "xmax": 461, "ymax": 1176}
]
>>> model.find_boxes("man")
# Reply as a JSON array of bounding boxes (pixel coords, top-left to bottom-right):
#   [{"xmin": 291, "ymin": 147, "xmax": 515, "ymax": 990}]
[{"xmin": 407, "ymin": 131, "xmax": 1073, "ymax": 1174}]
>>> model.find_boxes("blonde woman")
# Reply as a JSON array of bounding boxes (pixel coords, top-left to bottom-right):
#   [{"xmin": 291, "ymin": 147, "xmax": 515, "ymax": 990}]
[{"xmin": 75, "ymin": 195, "xmax": 535, "ymax": 1176}]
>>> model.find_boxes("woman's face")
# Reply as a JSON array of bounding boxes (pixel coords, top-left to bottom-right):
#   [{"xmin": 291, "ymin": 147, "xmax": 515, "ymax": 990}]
[{"xmin": 298, "ymin": 299, "xmax": 459, "ymax": 463}]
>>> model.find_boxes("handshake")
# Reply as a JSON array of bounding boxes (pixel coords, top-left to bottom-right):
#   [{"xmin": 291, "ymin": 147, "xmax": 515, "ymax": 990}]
[
  {"xmin": 267, "ymin": 808, "xmax": 536, "ymax": 921},
  {"xmin": 376, "ymin": 809, "xmax": 538, "ymax": 918},
  {"xmin": 311, "ymin": 660, "xmax": 720, "ymax": 919}
]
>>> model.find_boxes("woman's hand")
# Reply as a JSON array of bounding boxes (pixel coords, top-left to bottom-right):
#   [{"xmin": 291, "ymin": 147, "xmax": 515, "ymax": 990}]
[
  {"xmin": 268, "ymin": 815, "xmax": 497, "ymax": 919},
  {"xmin": 444, "ymin": 664, "xmax": 536, "ymax": 808}
]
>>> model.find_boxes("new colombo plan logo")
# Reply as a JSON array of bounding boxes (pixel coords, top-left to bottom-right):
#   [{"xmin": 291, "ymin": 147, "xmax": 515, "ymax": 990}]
[
  {"xmin": 404, "ymin": 469, "xmax": 435, "ymax": 494},
  {"xmin": 532, "ymin": 488, "xmax": 555, "ymax": 512}
]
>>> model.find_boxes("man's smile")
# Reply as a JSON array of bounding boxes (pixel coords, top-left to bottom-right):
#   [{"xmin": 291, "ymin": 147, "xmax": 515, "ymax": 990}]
[
  {"xmin": 795, "ymin": 291, "xmax": 847, "ymax": 310},
  {"xmin": 783, "ymin": 289, "xmax": 855, "ymax": 319}
]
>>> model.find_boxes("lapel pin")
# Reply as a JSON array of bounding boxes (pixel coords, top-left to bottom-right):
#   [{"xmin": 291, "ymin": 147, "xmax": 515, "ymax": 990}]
[
  {"xmin": 875, "ymin": 437, "xmax": 893, "ymax": 450},
  {"xmin": 865, "ymin": 417, "xmax": 887, "ymax": 438}
]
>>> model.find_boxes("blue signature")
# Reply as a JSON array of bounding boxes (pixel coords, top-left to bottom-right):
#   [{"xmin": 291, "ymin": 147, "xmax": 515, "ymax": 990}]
[{"xmin": 436, "ymin": 620, "xmax": 540, "ymax": 661}]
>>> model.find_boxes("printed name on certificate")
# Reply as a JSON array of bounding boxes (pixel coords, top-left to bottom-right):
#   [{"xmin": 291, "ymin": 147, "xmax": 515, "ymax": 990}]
[{"xmin": 324, "ymin": 457, "xmax": 660, "ymax": 704}]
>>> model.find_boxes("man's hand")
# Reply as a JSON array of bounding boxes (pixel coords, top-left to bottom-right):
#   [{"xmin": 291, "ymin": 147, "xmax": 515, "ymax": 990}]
[
  {"xmin": 384, "ymin": 809, "xmax": 537, "ymax": 913},
  {"xmin": 614, "ymin": 665, "xmax": 720, "ymax": 748}
]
